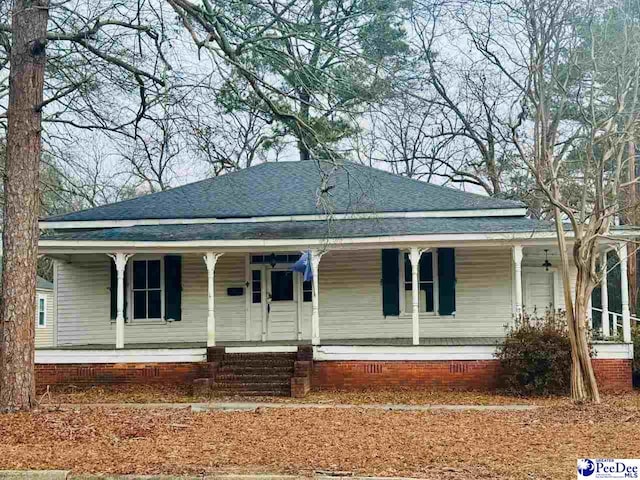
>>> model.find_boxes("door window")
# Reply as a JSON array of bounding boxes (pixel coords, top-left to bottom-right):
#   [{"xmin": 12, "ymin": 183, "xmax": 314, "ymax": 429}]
[{"xmin": 271, "ymin": 271, "xmax": 294, "ymax": 301}]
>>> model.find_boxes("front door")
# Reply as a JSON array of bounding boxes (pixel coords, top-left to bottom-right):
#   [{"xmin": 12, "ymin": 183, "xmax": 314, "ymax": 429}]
[
  {"xmin": 266, "ymin": 269, "xmax": 298, "ymax": 340},
  {"xmin": 523, "ymin": 270, "xmax": 555, "ymax": 315}
]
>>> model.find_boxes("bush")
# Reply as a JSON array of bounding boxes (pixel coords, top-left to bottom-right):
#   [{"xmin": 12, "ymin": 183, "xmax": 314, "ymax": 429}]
[{"xmin": 496, "ymin": 311, "xmax": 575, "ymax": 396}]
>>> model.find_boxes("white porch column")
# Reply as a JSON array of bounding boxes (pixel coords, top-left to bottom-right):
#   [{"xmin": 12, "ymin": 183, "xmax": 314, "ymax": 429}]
[
  {"xmin": 409, "ymin": 247, "xmax": 424, "ymax": 345},
  {"xmin": 108, "ymin": 252, "xmax": 132, "ymax": 349},
  {"xmin": 619, "ymin": 242, "xmax": 632, "ymax": 343},
  {"xmin": 512, "ymin": 245, "xmax": 524, "ymax": 316},
  {"xmin": 601, "ymin": 251, "xmax": 610, "ymax": 338},
  {"xmin": 310, "ymin": 249, "xmax": 325, "ymax": 346},
  {"xmin": 204, "ymin": 252, "xmax": 224, "ymax": 347}
]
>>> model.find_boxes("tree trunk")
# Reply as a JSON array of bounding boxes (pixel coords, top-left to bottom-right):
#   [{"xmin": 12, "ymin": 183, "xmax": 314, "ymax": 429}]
[
  {"xmin": 628, "ymin": 141, "xmax": 637, "ymax": 315},
  {"xmin": 0, "ymin": 0, "xmax": 49, "ymax": 412},
  {"xmin": 552, "ymin": 204, "xmax": 600, "ymax": 403}
]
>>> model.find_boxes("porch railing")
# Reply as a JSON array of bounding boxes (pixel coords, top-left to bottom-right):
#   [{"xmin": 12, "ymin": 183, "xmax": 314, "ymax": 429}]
[{"xmin": 591, "ymin": 306, "xmax": 639, "ymax": 338}]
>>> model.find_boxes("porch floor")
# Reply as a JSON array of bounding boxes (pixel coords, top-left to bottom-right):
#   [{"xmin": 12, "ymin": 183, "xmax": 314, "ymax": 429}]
[{"xmin": 41, "ymin": 337, "xmax": 505, "ymax": 350}]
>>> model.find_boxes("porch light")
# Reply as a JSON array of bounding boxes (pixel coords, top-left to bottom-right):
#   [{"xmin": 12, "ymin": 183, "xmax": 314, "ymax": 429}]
[
  {"xmin": 542, "ymin": 249, "xmax": 552, "ymax": 271},
  {"xmin": 268, "ymin": 252, "xmax": 278, "ymax": 268}
]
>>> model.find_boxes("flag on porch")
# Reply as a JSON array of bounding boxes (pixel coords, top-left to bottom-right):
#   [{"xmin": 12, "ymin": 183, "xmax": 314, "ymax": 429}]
[{"xmin": 292, "ymin": 250, "xmax": 313, "ymax": 281}]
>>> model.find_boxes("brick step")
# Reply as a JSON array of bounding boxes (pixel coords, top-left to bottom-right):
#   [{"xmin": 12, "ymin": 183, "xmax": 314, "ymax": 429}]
[
  {"xmin": 216, "ymin": 373, "xmax": 292, "ymax": 383},
  {"xmin": 214, "ymin": 381, "xmax": 291, "ymax": 390},
  {"xmin": 218, "ymin": 365, "xmax": 294, "ymax": 375},
  {"xmin": 220, "ymin": 359, "xmax": 295, "ymax": 367},
  {"xmin": 211, "ymin": 389, "xmax": 291, "ymax": 397}
]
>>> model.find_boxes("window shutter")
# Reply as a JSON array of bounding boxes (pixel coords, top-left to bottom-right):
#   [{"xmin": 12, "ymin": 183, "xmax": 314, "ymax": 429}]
[
  {"xmin": 438, "ymin": 248, "xmax": 456, "ymax": 315},
  {"xmin": 110, "ymin": 261, "xmax": 117, "ymax": 320},
  {"xmin": 164, "ymin": 255, "xmax": 182, "ymax": 321},
  {"xmin": 381, "ymin": 249, "xmax": 400, "ymax": 316}
]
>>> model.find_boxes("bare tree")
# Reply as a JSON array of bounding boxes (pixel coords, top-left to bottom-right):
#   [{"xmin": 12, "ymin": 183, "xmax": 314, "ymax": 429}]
[{"xmin": 466, "ymin": 0, "xmax": 640, "ymax": 402}]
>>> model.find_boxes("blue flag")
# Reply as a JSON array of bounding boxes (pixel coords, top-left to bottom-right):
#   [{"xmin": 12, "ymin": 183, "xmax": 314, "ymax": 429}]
[{"xmin": 292, "ymin": 250, "xmax": 313, "ymax": 281}]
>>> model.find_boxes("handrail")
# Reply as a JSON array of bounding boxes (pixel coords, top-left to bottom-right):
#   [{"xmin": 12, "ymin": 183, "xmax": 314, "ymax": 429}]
[{"xmin": 591, "ymin": 306, "xmax": 640, "ymax": 323}]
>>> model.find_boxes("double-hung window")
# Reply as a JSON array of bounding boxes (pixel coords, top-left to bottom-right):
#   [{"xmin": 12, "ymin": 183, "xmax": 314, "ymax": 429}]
[
  {"xmin": 402, "ymin": 251, "xmax": 436, "ymax": 313},
  {"xmin": 131, "ymin": 258, "xmax": 163, "ymax": 321},
  {"xmin": 36, "ymin": 295, "xmax": 46, "ymax": 328}
]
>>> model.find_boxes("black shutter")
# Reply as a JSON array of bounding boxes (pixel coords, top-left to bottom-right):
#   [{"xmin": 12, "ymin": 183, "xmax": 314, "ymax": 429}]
[
  {"xmin": 110, "ymin": 261, "xmax": 117, "ymax": 320},
  {"xmin": 381, "ymin": 249, "xmax": 400, "ymax": 316},
  {"xmin": 165, "ymin": 255, "xmax": 182, "ymax": 321},
  {"xmin": 438, "ymin": 248, "xmax": 456, "ymax": 315}
]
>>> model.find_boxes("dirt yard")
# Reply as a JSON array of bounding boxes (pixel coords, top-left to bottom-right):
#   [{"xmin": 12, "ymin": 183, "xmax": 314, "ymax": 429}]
[{"xmin": 0, "ymin": 389, "xmax": 637, "ymax": 479}]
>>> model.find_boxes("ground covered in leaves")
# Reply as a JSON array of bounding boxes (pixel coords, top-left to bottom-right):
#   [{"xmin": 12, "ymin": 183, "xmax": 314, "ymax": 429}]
[
  {"xmin": 41, "ymin": 384, "xmax": 568, "ymax": 406},
  {"xmin": 4, "ymin": 391, "xmax": 640, "ymax": 479}
]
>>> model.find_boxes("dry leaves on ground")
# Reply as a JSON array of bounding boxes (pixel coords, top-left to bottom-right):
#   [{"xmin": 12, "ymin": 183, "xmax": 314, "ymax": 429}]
[
  {"xmin": 3, "ymin": 393, "xmax": 640, "ymax": 480},
  {"xmin": 42, "ymin": 384, "xmax": 575, "ymax": 406}
]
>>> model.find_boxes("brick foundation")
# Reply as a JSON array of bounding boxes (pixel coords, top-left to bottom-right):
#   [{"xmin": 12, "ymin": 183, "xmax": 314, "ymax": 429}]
[
  {"xmin": 312, "ymin": 358, "xmax": 633, "ymax": 393},
  {"xmin": 592, "ymin": 359, "xmax": 633, "ymax": 393},
  {"xmin": 35, "ymin": 357, "xmax": 633, "ymax": 394},
  {"xmin": 36, "ymin": 362, "xmax": 209, "ymax": 390}
]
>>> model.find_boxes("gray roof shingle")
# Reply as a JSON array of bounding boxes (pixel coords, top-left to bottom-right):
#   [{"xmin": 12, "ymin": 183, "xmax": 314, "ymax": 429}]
[
  {"xmin": 43, "ymin": 161, "xmax": 524, "ymax": 223},
  {"xmin": 41, "ymin": 216, "xmax": 552, "ymax": 242}
]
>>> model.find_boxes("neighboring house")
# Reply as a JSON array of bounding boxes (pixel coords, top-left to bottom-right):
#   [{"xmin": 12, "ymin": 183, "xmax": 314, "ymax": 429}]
[
  {"xmin": 36, "ymin": 161, "xmax": 635, "ymax": 395},
  {"xmin": 35, "ymin": 276, "xmax": 55, "ymax": 348}
]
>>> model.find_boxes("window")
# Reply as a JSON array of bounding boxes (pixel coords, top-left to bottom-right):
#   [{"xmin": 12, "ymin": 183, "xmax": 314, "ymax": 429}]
[
  {"xmin": 131, "ymin": 259, "xmax": 163, "ymax": 320},
  {"xmin": 402, "ymin": 251, "xmax": 435, "ymax": 313},
  {"xmin": 36, "ymin": 295, "xmax": 46, "ymax": 328},
  {"xmin": 252, "ymin": 270, "xmax": 262, "ymax": 304},
  {"xmin": 270, "ymin": 270, "xmax": 294, "ymax": 301},
  {"xmin": 302, "ymin": 280, "xmax": 312, "ymax": 302}
]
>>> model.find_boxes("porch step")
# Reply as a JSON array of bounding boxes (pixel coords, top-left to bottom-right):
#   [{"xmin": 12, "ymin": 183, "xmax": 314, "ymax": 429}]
[
  {"xmin": 217, "ymin": 365, "xmax": 294, "ymax": 375},
  {"xmin": 211, "ymin": 388, "xmax": 291, "ymax": 397},
  {"xmin": 215, "ymin": 373, "xmax": 292, "ymax": 383},
  {"xmin": 200, "ymin": 351, "xmax": 297, "ymax": 398}
]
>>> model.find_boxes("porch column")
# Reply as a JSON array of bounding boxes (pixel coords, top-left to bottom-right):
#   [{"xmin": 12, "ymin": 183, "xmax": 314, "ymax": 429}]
[
  {"xmin": 409, "ymin": 247, "xmax": 424, "ymax": 345},
  {"xmin": 512, "ymin": 245, "xmax": 523, "ymax": 316},
  {"xmin": 619, "ymin": 242, "xmax": 632, "ymax": 343},
  {"xmin": 108, "ymin": 252, "xmax": 132, "ymax": 349},
  {"xmin": 601, "ymin": 251, "xmax": 610, "ymax": 338},
  {"xmin": 204, "ymin": 252, "xmax": 224, "ymax": 347},
  {"xmin": 310, "ymin": 249, "xmax": 325, "ymax": 346}
]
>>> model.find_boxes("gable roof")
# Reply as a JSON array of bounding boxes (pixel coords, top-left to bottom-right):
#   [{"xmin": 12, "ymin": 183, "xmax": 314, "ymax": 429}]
[
  {"xmin": 43, "ymin": 161, "xmax": 524, "ymax": 223},
  {"xmin": 37, "ymin": 276, "xmax": 53, "ymax": 290}
]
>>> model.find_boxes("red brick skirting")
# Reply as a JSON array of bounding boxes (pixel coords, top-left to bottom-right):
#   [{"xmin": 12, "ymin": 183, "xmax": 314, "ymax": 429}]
[
  {"xmin": 36, "ymin": 362, "xmax": 208, "ymax": 390},
  {"xmin": 592, "ymin": 359, "xmax": 633, "ymax": 392},
  {"xmin": 35, "ymin": 358, "xmax": 632, "ymax": 393},
  {"xmin": 312, "ymin": 359, "xmax": 633, "ymax": 393}
]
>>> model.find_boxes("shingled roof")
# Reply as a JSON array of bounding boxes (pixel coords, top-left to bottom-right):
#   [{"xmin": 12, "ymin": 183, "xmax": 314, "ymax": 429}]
[{"xmin": 43, "ymin": 161, "xmax": 524, "ymax": 223}]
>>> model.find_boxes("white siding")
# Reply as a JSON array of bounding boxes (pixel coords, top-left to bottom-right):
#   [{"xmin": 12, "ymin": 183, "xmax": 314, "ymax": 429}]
[
  {"xmin": 55, "ymin": 253, "xmax": 246, "ymax": 346},
  {"xmin": 35, "ymin": 289, "xmax": 55, "ymax": 348},
  {"xmin": 52, "ymin": 246, "xmax": 582, "ymax": 346}
]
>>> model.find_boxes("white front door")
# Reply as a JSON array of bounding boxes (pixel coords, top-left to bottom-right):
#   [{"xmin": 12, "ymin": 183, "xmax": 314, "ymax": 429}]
[
  {"xmin": 266, "ymin": 269, "xmax": 298, "ymax": 340},
  {"xmin": 523, "ymin": 270, "xmax": 555, "ymax": 315}
]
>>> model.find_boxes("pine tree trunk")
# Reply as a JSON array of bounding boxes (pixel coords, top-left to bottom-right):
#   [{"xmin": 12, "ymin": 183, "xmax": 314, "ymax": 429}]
[{"xmin": 0, "ymin": 0, "xmax": 49, "ymax": 412}]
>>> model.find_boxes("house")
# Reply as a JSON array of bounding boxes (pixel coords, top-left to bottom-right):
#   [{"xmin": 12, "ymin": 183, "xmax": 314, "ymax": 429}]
[
  {"xmin": 35, "ymin": 276, "xmax": 55, "ymax": 348},
  {"xmin": 36, "ymin": 161, "xmax": 635, "ymax": 395}
]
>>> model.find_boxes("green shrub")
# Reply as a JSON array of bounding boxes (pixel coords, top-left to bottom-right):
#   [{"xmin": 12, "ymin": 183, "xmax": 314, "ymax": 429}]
[{"xmin": 496, "ymin": 311, "xmax": 575, "ymax": 396}]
